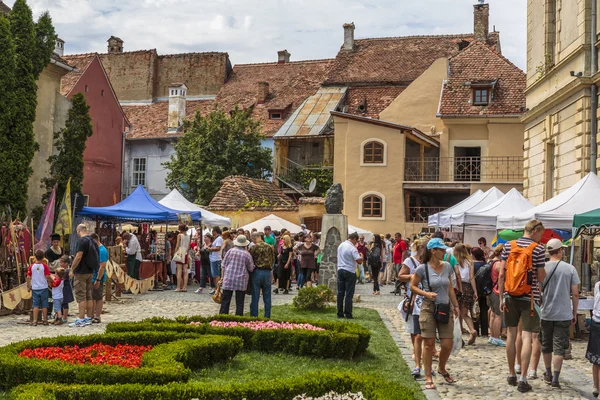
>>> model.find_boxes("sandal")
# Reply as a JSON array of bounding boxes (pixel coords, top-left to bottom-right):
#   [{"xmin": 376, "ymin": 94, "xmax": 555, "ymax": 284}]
[
  {"xmin": 411, "ymin": 367, "xmax": 421, "ymax": 377},
  {"xmin": 32, "ymin": 321, "xmax": 38, "ymax": 326},
  {"xmin": 437, "ymin": 370, "xmax": 456, "ymax": 384},
  {"xmin": 42, "ymin": 320, "xmax": 49, "ymax": 326},
  {"xmin": 425, "ymin": 381, "xmax": 436, "ymax": 390},
  {"xmin": 468, "ymin": 331, "xmax": 477, "ymax": 345},
  {"xmin": 91, "ymin": 317, "xmax": 101, "ymax": 324}
]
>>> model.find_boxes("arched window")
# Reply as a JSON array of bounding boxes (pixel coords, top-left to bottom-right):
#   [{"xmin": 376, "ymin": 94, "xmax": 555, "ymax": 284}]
[
  {"xmin": 362, "ymin": 140, "xmax": 385, "ymax": 164},
  {"xmin": 362, "ymin": 194, "xmax": 383, "ymax": 218}
]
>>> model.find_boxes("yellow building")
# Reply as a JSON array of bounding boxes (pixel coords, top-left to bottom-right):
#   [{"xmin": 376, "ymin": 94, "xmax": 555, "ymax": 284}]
[
  {"xmin": 523, "ymin": 0, "xmax": 599, "ymax": 205},
  {"xmin": 332, "ymin": 3, "xmax": 526, "ymax": 237}
]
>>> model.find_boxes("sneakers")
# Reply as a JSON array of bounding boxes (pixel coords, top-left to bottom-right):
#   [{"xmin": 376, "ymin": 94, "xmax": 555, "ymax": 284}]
[
  {"xmin": 551, "ymin": 381, "xmax": 561, "ymax": 389},
  {"xmin": 543, "ymin": 372, "xmax": 552, "ymax": 385},
  {"xmin": 194, "ymin": 288, "xmax": 203, "ymax": 294},
  {"xmin": 515, "ymin": 364, "xmax": 522, "ymax": 374},
  {"xmin": 517, "ymin": 381, "xmax": 532, "ymax": 393},
  {"xmin": 69, "ymin": 318, "xmax": 87, "ymax": 328},
  {"xmin": 488, "ymin": 337, "xmax": 506, "ymax": 347},
  {"xmin": 592, "ymin": 388, "xmax": 598, "ymax": 398},
  {"xmin": 209, "ymin": 289, "xmax": 215, "ymax": 295},
  {"xmin": 527, "ymin": 370, "xmax": 538, "ymax": 380},
  {"xmin": 83, "ymin": 317, "xmax": 93, "ymax": 326},
  {"xmin": 507, "ymin": 376, "xmax": 518, "ymax": 386},
  {"xmin": 273, "ymin": 289, "xmax": 279, "ymax": 294}
]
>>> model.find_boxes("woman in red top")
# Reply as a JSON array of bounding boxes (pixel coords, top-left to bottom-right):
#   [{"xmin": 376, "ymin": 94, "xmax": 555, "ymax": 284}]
[{"xmin": 488, "ymin": 244, "xmax": 505, "ymax": 346}]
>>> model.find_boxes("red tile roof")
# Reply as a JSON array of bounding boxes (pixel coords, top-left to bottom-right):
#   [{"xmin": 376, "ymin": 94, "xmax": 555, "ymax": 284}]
[
  {"xmin": 60, "ymin": 53, "xmax": 96, "ymax": 96},
  {"xmin": 214, "ymin": 59, "xmax": 335, "ymax": 137},
  {"xmin": 207, "ymin": 176, "xmax": 298, "ymax": 211},
  {"xmin": 0, "ymin": 1, "xmax": 10, "ymax": 14},
  {"xmin": 345, "ymin": 86, "xmax": 406, "ymax": 118},
  {"xmin": 123, "ymin": 100, "xmax": 215, "ymax": 139},
  {"xmin": 438, "ymin": 41, "xmax": 525, "ymax": 117}
]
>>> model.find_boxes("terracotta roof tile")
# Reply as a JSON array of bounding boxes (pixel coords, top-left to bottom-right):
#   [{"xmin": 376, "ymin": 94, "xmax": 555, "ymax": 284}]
[
  {"xmin": 215, "ymin": 59, "xmax": 335, "ymax": 137},
  {"xmin": 123, "ymin": 100, "xmax": 215, "ymax": 139},
  {"xmin": 0, "ymin": 1, "xmax": 10, "ymax": 14},
  {"xmin": 298, "ymin": 197, "xmax": 325, "ymax": 205},
  {"xmin": 325, "ymin": 34, "xmax": 477, "ymax": 86},
  {"xmin": 438, "ymin": 41, "xmax": 525, "ymax": 116},
  {"xmin": 207, "ymin": 176, "xmax": 298, "ymax": 211},
  {"xmin": 60, "ymin": 53, "xmax": 96, "ymax": 96},
  {"xmin": 345, "ymin": 86, "xmax": 406, "ymax": 118}
]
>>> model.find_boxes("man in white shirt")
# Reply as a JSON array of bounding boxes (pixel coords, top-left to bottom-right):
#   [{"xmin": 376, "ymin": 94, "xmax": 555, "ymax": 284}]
[
  {"xmin": 337, "ymin": 232, "xmax": 363, "ymax": 319},
  {"xmin": 123, "ymin": 232, "xmax": 142, "ymax": 280},
  {"xmin": 209, "ymin": 227, "xmax": 224, "ymax": 294}
]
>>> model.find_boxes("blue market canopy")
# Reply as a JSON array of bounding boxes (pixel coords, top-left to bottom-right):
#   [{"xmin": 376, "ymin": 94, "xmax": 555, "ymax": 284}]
[{"xmin": 78, "ymin": 185, "xmax": 201, "ymax": 222}]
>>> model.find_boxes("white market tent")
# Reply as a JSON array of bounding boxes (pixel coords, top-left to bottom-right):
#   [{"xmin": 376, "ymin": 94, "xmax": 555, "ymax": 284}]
[
  {"xmin": 159, "ymin": 189, "xmax": 231, "ymax": 227},
  {"xmin": 428, "ymin": 190, "xmax": 484, "ymax": 227},
  {"xmin": 497, "ymin": 172, "xmax": 600, "ymax": 230},
  {"xmin": 240, "ymin": 214, "xmax": 303, "ymax": 233},
  {"xmin": 456, "ymin": 188, "xmax": 534, "ymax": 227},
  {"xmin": 446, "ymin": 187, "xmax": 505, "ymax": 226},
  {"xmin": 348, "ymin": 224, "xmax": 374, "ymax": 242}
]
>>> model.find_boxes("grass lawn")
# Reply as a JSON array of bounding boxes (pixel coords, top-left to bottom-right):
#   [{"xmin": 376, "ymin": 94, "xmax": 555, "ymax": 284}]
[{"xmin": 195, "ymin": 305, "xmax": 425, "ymax": 399}]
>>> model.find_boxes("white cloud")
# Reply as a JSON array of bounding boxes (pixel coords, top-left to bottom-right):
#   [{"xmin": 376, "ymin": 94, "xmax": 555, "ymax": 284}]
[{"xmin": 7, "ymin": 0, "xmax": 526, "ymax": 69}]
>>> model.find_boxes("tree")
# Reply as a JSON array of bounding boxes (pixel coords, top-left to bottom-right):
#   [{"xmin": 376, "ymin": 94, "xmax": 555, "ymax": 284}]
[
  {"xmin": 164, "ymin": 107, "xmax": 273, "ymax": 205},
  {"xmin": 42, "ymin": 93, "xmax": 93, "ymax": 211},
  {"xmin": 33, "ymin": 11, "xmax": 57, "ymax": 77},
  {"xmin": 0, "ymin": 15, "xmax": 16, "ymax": 213}
]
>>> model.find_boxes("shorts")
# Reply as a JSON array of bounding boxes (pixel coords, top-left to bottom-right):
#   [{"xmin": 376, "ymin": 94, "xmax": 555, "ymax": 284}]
[
  {"xmin": 92, "ymin": 281, "xmax": 105, "ymax": 301},
  {"xmin": 487, "ymin": 292, "xmax": 501, "ymax": 316},
  {"xmin": 412, "ymin": 314, "xmax": 421, "ymax": 335},
  {"xmin": 73, "ymin": 273, "xmax": 93, "ymax": 303},
  {"xmin": 210, "ymin": 261, "xmax": 222, "ymax": 278},
  {"xmin": 503, "ymin": 296, "xmax": 540, "ymax": 333},
  {"xmin": 540, "ymin": 319, "xmax": 571, "ymax": 356},
  {"xmin": 53, "ymin": 298, "xmax": 63, "ymax": 314},
  {"xmin": 32, "ymin": 289, "xmax": 49, "ymax": 309},
  {"xmin": 419, "ymin": 300, "xmax": 454, "ymax": 339}
]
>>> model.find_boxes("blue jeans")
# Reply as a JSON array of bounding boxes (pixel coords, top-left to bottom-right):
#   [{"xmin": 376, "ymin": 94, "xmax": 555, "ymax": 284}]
[
  {"xmin": 250, "ymin": 269, "xmax": 272, "ymax": 318},
  {"xmin": 32, "ymin": 289, "xmax": 49, "ymax": 309},
  {"xmin": 210, "ymin": 261, "xmax": 222, "ymax": 278},
  {"xmin": 337, "ymin": 269, "xmax": 357, "ymax": 318}
]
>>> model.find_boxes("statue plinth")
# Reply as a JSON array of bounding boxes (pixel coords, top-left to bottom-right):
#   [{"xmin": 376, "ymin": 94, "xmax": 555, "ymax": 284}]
[{"xmin": 319, "ymin": 214, "xmax": 348, "ymax": 294}]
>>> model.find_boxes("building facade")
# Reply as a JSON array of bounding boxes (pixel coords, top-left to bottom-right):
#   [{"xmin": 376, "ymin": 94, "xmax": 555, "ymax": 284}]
[{"xmin": 523, "ymin": 0, "xmax": 599, "ymax": 205}]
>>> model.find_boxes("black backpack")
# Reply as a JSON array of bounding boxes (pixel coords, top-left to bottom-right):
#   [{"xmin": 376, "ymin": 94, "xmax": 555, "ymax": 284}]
[
  {"xmin": 367, "ymin": 245, "xmax": 381, "ymax": 266},
  {"xmin": 474, "ymin": 261, "xmax": 494, "ymax": 295}
]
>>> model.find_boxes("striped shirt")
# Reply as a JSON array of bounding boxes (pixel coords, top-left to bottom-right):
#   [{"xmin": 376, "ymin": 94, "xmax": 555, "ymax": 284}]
[{"xmin": 501, "ymin": 237, "xmax": 545, "ymax": 305}]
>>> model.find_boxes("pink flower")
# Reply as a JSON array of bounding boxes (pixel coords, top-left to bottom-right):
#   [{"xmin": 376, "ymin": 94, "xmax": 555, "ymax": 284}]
[{"xmin": 198, "ymin": 320, "xmax": 325, "ymax": 331}]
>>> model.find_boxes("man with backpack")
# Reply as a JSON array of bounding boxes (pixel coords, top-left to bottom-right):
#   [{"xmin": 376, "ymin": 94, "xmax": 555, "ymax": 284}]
[{"xmin": 498, "ymin": 220, "xmax": 547, "ymax": 393}]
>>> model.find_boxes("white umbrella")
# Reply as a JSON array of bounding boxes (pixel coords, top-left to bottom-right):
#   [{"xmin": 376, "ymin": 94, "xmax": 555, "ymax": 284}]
[{"xmin": 159, "ymin": 189, "xmax": 231, "ymax": 227}]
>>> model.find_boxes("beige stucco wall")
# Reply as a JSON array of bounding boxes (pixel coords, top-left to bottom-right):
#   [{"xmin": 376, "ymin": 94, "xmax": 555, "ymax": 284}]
[
  {"xmin": 333, "ymin": 115, "xmax": 408, "ymax": 236},
  {"xmin": 379, "ymin": 58, "xmax": 448, "ymax": 134},
  {"xmin": 28, "ymin": 64, "xmax": 70, "ymax": 211},
  {"xmin": 298, "ymin": 203, "xmax": 325, "ymax": 219}
]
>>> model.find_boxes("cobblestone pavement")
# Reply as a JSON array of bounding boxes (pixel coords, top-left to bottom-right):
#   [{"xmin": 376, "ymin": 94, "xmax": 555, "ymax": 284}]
[{"xmin": 0, "ymin": 280, "xmax": 595, "ymax": 400}]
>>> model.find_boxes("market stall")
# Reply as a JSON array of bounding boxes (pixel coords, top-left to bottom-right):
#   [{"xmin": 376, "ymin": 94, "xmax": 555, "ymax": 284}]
[
  {"xmin": 429, "ymin": 187, "xmax": 504, "ymax": 229},
  {"xmin": 428, "ymin": 189, "xmax": 484, "ymax": 227},
  {"xmin": 159, "ymin": 189, "xmax": 230, "ymax": 227},
  {"xmin": 239, "ymin": 214, "xmax": 303, "ymax": 233}
]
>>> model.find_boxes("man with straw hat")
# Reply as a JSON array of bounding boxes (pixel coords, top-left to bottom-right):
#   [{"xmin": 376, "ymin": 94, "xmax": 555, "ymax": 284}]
[{"xmin": 219, "ymin": 235, "xmax": 255, "ymax": 316}]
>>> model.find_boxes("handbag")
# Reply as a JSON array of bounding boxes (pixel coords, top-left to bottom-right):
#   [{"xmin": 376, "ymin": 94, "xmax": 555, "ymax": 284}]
[
  {"xmin": 424, "ymin": 261, "xmax": 451, "ymax": 324},
  {"xmin": 212, "ymin": 281, "xmax": 222, "ymax": 304},
  {"xmin": 172, "ymin": 248, "xmax": 185, "ymax": 263}
]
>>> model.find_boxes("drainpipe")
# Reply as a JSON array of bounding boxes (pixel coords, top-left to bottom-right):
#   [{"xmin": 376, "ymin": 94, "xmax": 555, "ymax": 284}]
[
  {"xmin": 591, "ymin": 0, "xmax": 598, "ymax": 174},
  {"xmin": 122, "ymin": 122, "xmax": 132, "ymax": 197}
]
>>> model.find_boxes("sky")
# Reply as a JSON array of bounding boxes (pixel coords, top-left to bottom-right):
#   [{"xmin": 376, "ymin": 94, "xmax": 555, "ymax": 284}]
[{"xmin": 7, "ymin": 0, "xmax": 527, "ymax": 70}]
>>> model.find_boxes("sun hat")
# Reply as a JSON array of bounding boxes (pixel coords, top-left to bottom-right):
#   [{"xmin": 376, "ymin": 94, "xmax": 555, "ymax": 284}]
[
  {"xmin": 234, "ymin": 235, "xmax": 249, "ymax": 247},
  {"xmin": 427, "ymin": 237, "xmax": 449, "ymax": 251},
  {"xmin": 546, "ymin": 238, "xmax": 567, "ymax": 252}
]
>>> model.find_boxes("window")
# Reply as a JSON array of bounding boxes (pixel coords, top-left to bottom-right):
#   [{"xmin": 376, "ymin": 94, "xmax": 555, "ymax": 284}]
[
  {"xmin": 83, "ymin": 195, "xmax": 89, "ymax": 207},
  {"xmin": 362, "ymin": 195, "xmax": 383, "ymax": 218},
  {"xmin": 132, "ymin": 158, "xmax": 147, "ymax": 187},
  {"xmin": 269, "ymin": 112, "xmax": 282, "ymax": 120},
  {"xmin": 101, "ymin": 89, "xmax": 105, "ymax": 97},
  {"xmin": 545, "ymin": 142, "xmax": 555, "ymax": 200},
  {"xmin": 363, "ymin": 141, "xmax": 384, "ymax": 164},
  {"xmin": 473, "ymin": 88, "xmax": 490, "ymax": 106},
  {"xmin": 85, "ymin": 85, "xmax": 89, "ymax": 93}
]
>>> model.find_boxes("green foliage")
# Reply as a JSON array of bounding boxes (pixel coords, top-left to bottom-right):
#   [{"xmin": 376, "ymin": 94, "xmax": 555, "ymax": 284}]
[
  {"xmin": 164, "ymin": 107, "xmax": 273, "ymax": 205},
  {"xmin": 289, "ymin": 165, "xmax": 333, "ymax": 196},
  {"xmin": 293, "ymin": 284, "xmax": 336, "ymax": 310},
  {"xmin": 9, "ymin": 372, "xmax": 417, "ymax": 400},
  {"xmin": 0, "ymin": 332, "xmax": 242, "ymax": 390},
  {"xmin": 41, "ymin": 93, "xmax": 93, "ymax": 207},
  {"xmin": 0, "ymin": 16, "xmax": 16, "ymax": 214},
  {"xmin": 32, "ymin": 11, "xmax": 57, "ymax": 78}
]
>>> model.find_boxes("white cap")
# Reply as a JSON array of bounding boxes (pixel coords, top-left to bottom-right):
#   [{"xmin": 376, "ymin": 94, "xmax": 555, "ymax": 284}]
[{"xmin": 546, "ymin": 238, "xmax": 566, "ymax": 251}]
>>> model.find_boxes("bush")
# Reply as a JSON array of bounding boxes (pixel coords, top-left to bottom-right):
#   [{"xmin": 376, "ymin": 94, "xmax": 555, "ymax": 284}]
[
  {"xmin": 9, "ymin": 371, "xmax": 418, "ymax": 400},
  {"xmin": 0, "ymin": 332, "xmax": 242, "ymax": 390},
  {"xmin": 293, "ymin": 285, "xmax": 335, "ymax": 310}
]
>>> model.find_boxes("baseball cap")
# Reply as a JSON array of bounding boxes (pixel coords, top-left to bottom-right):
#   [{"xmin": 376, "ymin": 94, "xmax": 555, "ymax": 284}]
[
  {"xmin": 427, "ymin": 238, "xmax": 449, "ymax": 251},
  {"xmin": 546, "ymin": 238, "xmax": 567, "ymax": 251}
]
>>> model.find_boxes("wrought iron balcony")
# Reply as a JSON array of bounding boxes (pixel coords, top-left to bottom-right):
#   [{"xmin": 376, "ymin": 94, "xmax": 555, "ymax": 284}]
[
  {"xmin": 404, "ymin": 156, "xmax": 523, "ymax": 182},
  {"xmin": 406, "ymin": 206, "xmax": 447, "ymax": 223},
  {"xmin": 274, "ymin": 156, "xmax": 333, "ymax": 194}
]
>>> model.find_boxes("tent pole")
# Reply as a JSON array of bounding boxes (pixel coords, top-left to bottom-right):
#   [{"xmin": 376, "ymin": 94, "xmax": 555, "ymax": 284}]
[{"xmin": 570, "ymin": 228, "xmax": 576, "ymax": 265}]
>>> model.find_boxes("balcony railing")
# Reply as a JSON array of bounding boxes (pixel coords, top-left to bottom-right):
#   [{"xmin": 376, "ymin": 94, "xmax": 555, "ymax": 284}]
[
  {"xmin": 406, "ymin": 206, "xmax": 447, "ymax": 223},
  {"xmin": 404, "ymin": 156, "xmax": 523, "ymax": 182},
  {"xmin": 275, "ymin": 156, "xmax": 333, "ymax": 193}
]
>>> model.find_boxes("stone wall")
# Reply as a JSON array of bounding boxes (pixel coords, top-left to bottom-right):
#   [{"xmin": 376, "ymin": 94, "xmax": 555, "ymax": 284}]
[{"xmin": 99, "ymin": 51, "xmax": 158, "ymax": 101}]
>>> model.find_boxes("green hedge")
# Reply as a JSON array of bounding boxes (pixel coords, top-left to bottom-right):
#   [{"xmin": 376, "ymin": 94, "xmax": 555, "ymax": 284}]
[
  {"xmin": 107, "ymin": 314, "xmax": 370, "ymax": 359},
  {"xmin": 9, "ymin": 371, "xmax": 417, "ymax": 400},
  {"xmin": 0, "ymin": 332, "xmax": 242, "ymax": 390}
]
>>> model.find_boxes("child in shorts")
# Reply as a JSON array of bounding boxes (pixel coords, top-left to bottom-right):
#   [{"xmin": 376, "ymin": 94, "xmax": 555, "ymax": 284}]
[
  {"xmin": 51, "ymin": 268, "xmax": 65, "ymax": 325},
  {"xmin": 27, "ymin": 250, "xmax": 52, "ymax": 326},
  {"xmin": 59, "ymin": 255, "xmax": 74, "ymax": 323}
]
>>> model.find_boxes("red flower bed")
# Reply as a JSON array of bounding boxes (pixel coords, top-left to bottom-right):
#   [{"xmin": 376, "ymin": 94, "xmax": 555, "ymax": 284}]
[{"xmin": 18, "ymin": 343, "xmax": 153, "ymax": 369}]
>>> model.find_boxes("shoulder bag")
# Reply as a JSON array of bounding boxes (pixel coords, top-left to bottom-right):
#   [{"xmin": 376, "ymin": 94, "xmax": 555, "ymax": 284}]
[
  {"xmin": 425, "ymin": 262, "xmax": 450, "ymax": 324},
  {"xmin": 212, "ymin": 281, "xmax": 222, "ymax": 304}
]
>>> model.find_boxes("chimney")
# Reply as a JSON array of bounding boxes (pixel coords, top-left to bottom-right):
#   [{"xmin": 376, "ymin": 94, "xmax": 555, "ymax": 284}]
[
  {"xmin": 107, "ymin": 35, "xmax": 124, "ymax": 54},
  {"xmin": 257, "ymin": 81, "xmax": 269, "ymax": 104},
  {"xmin": 473, "ymin": 2, "xmax": 489, "ymax": 43},
  {"xmin": 168, "ymin": 83, "xmax": 187, "ymax": 130},
  {"xmin": 54, "ymin": 38, "xmax": 65, "ymax": 57},
  {"xmin": 343, "ymin": 23, "xmax": 355, "ymax": 51},
  {"xmin": 277, "ymin": 49, "xmax": 291, "ymax": 64}
]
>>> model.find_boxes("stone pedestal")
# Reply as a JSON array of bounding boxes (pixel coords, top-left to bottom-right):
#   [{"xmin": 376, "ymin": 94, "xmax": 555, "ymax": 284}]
[{"xmin": 319, "ymin": 214, "xmax": 348, "ymax": 294}]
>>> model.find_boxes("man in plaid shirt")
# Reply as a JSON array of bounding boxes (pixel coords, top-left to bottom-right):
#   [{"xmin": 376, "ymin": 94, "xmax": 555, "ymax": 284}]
[{"xmin": 219, "ymin": 235, "xmax": 255, "ymax": 316}]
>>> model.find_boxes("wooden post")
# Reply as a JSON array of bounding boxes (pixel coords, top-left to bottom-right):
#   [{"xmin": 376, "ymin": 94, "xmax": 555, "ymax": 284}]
[{"xmin": 104, "ymin": 274, "xmax": 112, "ymax": 302}]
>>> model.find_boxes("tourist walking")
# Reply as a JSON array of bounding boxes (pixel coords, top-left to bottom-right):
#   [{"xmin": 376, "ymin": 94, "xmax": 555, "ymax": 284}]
[
  {"xmin": 174, "ymin": 224, "xmax": 191, "ymax": 292},
  {"xmin": 208, "ymin": 227, "xmax": 224, "ymax": 295},
  {"xmin": 383, "ymin": 233, "xmax": 394, "ymax": 285},
  {"xmin": 487, "ymin": 245, "xmax": 506, "ymax": 346},
  {"xmin": 410, "ymin": 238, "xmax": 460, "ymax": 390},
  {"xmin": 498, "ymin": 219, "xmax": 546, "ymax": 393},
  {"xmin": 472, "ymin": 247, "xmax": 489, "ymax": 338},
  {"xmin": 368, "ymin": 235, "xmax": 383, "ymax": 295},
  {"xmin": 454, "ymin": 244, "xmax": 478, "ymax": 345},
  {"xmin": 297, "ymin": 234, "xmax": 320, "ymax": 288},
  {"xmin": 70, "ymin": 224, "xmax": 100, "ymax": 327},
  {"xmin": 337, "ymin": 232, "xmax": 363, "ymax": 319},
  {"xmin": 276, "ymin": 234, "xmax": 293, "ymax": 294},
  {"xmin": 249, "ymin": 232, "xmax": 275, "ymax": 318},
  {"xmin": 356, "ymin": 235, "xmax": 368, "ymax": 283},
  {"xmin": 587, "ymin": 278, "xmax": 600, "ymax": 398},
  {"xmin": 90, "ymin": 233, "xmax": 107, "ymax": 324},
  {"xmin": 195, "ymin": 234, "xmax": 213, "ymax": 293},
  {"xmin": 219, "ymin": 235, "xmax": 255, "ymax": 316},
  {"xmin": 540, "ymin": 238, "xmax": 580, "ymax": 388}
]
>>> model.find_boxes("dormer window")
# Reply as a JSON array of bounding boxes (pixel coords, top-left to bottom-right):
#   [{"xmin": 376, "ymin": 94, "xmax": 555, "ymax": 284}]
[
  {"xmin": 473, "ymin": 87, "xmax": 491, "ymax": 106},
  {"xmin": 269, "ymin": 112, "xmax": 282, "ymax": 120}
]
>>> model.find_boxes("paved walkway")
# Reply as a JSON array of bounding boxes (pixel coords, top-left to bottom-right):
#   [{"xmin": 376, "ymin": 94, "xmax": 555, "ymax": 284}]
[{"xmin": 0, "ymin": 281, "xmax": 596, "ymax": 399}]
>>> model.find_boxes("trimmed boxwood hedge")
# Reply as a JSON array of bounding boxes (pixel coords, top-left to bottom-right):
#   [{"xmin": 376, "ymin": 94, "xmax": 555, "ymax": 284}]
[
  {"xmin": 107, "ymin": 314, "xmax": 371, "ymax": 359},
  {"xmin": 0, "ymin": 332, "xmax": 242, "ymax": 390},
  {"xmin": 9, "ymin": 371, "xmax": 418, "ymax": 400}
]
